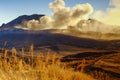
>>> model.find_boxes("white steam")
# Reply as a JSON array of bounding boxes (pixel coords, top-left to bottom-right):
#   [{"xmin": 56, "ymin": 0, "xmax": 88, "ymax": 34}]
[{"xmin": 50, "ymin": 0, "xmax": 93, "ymax": 28}]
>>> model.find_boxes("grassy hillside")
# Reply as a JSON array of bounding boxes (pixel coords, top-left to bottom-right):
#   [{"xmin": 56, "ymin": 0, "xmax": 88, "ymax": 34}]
[{"xmin": 0, "ymin": 44, "xmax": 119, "ymax": 80}]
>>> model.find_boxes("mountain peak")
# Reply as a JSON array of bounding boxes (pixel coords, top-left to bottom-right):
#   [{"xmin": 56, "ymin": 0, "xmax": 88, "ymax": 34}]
[{"xmin": 0, "ymin": 14, "xmax": 45, "ymax": 30}]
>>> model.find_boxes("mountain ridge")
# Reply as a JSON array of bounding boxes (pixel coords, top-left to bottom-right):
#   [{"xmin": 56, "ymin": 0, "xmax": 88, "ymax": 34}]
[{"xmin": 0, "ymin": 14, "xmax": 44, "ymax": 30}]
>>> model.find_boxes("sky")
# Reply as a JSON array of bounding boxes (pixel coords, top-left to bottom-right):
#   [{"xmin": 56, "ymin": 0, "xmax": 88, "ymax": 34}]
[{"xmin": 0, "ymin": 0, "xmax": 110, "ymax": 25}]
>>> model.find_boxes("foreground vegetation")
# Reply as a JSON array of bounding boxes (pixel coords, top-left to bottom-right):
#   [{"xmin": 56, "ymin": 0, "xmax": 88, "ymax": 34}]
[{"xmin": 0, "ymin": 45, "xmax": 94, "ymax": 80}]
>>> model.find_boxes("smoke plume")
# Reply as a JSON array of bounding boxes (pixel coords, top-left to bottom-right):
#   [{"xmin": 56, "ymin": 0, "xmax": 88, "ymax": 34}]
[{"xmin": 15, "ymin": 0, "xmax": 93, "ymax": 30}]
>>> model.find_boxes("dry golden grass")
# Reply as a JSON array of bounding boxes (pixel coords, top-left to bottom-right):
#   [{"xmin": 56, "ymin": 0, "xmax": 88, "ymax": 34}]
[{"xmin": 0, "ymin": 46, "xmax": 95, "ymax": 80}]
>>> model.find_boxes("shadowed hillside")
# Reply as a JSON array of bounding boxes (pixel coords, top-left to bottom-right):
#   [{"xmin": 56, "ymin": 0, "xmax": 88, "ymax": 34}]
[{"xmin": 0, "ymin": 32, "xmax": 120, "ymax": 50}]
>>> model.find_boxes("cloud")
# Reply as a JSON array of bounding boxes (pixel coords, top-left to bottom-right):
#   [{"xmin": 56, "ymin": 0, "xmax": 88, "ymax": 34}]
[
  {"xmin": 110, "ymin": 0, "xmax": 120, "ymax": 7},
  {"xmin": 92, "ymin": 0, "xmax": 120, "ymax": 26}
]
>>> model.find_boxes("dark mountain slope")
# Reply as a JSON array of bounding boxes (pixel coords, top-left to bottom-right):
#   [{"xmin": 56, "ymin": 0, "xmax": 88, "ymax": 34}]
[
  {"xmin": 0, "ymin": 14, "xmax": 44, "ymax": 30},
  {"xmin": 0, "ymin": 32, "xmax": 120, "ymax": 50}
]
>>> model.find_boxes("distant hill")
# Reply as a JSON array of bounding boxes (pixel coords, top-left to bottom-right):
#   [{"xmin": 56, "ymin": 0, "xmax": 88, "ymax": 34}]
[{"xmin": 0, "ymin": 14, "xmax": 44, "ymax": 30}]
